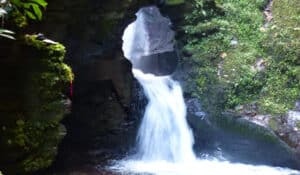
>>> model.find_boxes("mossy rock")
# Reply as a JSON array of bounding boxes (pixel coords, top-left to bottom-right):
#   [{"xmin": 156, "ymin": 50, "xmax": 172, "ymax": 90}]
[
  {"xmin": 0, "ymin": 35, "xmax": 72, "ymax": 174},
  {"xmin": 210, "ymin": 113, "xmax": 280, "ymax": 144}
]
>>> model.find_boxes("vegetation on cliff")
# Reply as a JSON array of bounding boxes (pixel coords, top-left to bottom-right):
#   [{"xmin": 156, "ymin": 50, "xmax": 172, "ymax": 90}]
[
  {"xmin": 0, "ymin": 1, "xmax": 73, "ymax": 174},
  {"xmin": 0, "ymin": 35, "xmax": 73, "ymax": 174},
  {"xmin": 183, "ymin": 0, "xmax": 300, "ymax": 115}
]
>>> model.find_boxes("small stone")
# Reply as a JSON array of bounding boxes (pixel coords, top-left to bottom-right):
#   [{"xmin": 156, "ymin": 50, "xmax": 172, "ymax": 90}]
[
  {"xmin": 230, "ymin": 39, "xmax": 238, "ymax": 46},
  {"xmin": 195, "ymin": 111, "xmax": 206, "ymax": 119},
  {"xmin": 220, "ymin": 52, "xmax": 227, "ymax": 58},
  {"xmin": 36, "ymin": 33, "xmax": 46, "ymax": 40}
]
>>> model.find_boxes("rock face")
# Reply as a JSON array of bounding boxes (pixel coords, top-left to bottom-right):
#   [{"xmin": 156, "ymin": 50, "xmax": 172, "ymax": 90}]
[
  {"xmin": 30, "ymin": 0, "xmax": 153, "ymax": 171},
  {"xmin": 239, "ymin": 101, "xmax": 300, "ymax": 154},
  {"xmin": 122, "ymin": 6, "xmax": 179, "ymax": 76}
]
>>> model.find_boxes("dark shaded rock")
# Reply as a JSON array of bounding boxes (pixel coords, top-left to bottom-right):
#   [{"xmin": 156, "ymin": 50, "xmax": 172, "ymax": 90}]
[
  {"xmin": 135, "ymin": 51, "xmax": 179, "ymax": 76},
  {"xmin": 186, "ymin": 98, "xmax": 206, "ymax": 118},
  {"xmin": 295, "ymin": 100, "xmax": 300, "ymax": 111},
  {"xmin": 35, "ymin": 0, "xmax": 155, "ymax": 69},
  {"xmin": 26, "ymin": 0, "xmax": 153, "ymax": 172},
  {"xmin": 237, "ymin": 101, "xmax": 300, "ymax": 154},
  {"xmin": 188, "ymin": 112, "xmax": 300, "ymax": 170}
]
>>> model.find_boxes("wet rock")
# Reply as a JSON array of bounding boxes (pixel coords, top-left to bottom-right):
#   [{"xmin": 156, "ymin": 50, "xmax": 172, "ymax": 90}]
[
  {"xmin": 239, "ymin": 101, "xmax": 300, "ymax": 154},
  {"xmin": 122, "ymin": 6, "xmax": 178, "ymax": 76},
  {"xmin": 295, "ymin": 100, "xmax": 300, "ymax": 111},
  {"xmin": 186, "ymin": 98, "xmax": 206, "ymax": 119},
  {"xmin": 250, "ymin": 58, "xmax": 266, "ymax": 72}
]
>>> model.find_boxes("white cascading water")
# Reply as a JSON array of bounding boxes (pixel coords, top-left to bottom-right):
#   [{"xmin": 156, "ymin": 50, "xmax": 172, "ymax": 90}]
[
  {"xmin": 133, "ymin": 69, "xmax": 196, "ymax": 162},
  {"xmin": 112, "ymin": 6, "xmax": 300, "ymax": 175}
]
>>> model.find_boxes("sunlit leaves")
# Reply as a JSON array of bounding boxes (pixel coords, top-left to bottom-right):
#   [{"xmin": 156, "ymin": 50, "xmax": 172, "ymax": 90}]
[
  {"xmin": 0, "ymin": 28, "xmax": 15, "ymax": 39},
  {"xmin": 10, "ymin": 0, "xmax": 48, "ymax": 20}
]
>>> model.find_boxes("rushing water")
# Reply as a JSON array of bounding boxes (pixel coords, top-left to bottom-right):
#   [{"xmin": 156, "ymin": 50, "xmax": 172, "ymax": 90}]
[
  {"xmin": 133, "ymin": 69, "xmax": 195, "ymax": 162},
  {"xmin": 111, "ymin": 6, "xmax": 300, "ymax": 175}
]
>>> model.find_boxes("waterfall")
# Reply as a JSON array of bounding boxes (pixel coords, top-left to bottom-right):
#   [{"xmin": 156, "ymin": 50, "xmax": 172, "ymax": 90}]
[
  {"xmin": 133, "ymin": 69, "xmax": 195, "ymax": 162},
  {"xmin": 122, "ymin": 6, "xmax": 195, "ymax": 162},
  {"xmin": 110, "ymin": 6, "xmax": 300, "ymax": 175}
]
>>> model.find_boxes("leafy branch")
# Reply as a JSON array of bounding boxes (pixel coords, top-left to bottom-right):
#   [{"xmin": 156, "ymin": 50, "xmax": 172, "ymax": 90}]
[
  {"xmin": 0, "ymin": 0, "xmax": 47, "ymax": 39},
  {"xmin": 0, "ymin": 0, "xmax": 15, "ymax": 39},
  {"xmin": 10, "ymin": 0, "xmax": 48, "ymax": 21}
]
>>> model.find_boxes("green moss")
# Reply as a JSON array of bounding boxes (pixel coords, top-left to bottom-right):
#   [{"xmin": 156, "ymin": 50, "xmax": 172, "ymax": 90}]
[
  {"xmin": 0, "ymin": 35, "xmax": 73, "ymax": 174},
  {"xmin": 183, "ymin": 0, "xmax": 300, "ymax": 115},
  {"xmin": 12, "ymin": 119, "xmax": 65, "ymax": 172},
  {"xmin": 258, "ymin": 0, "xmax": 300, "ymax": 114},
  {"xmin": 212, "ymin": 114, "xmax": 279, "ymax": 143},
  {"xmin": 183, "ymin": 0, "xmax": 266, "ymax": 113},
  {"xmin": 165, "ymin": 0, "xmax": 185, "ymax": 5},
  {"xmin": 268, "ymin": 117, "xmax": 279, "ymax": 131}
]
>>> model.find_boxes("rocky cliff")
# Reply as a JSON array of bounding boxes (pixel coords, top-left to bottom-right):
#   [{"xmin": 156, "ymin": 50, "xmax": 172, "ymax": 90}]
[
  {"xmin": 0, "ymin": 35, "xmax": 73, "ymax": 174},
  {"xmin": 31, "ymin": 0, "xmax": 154, "ymax": 172}
]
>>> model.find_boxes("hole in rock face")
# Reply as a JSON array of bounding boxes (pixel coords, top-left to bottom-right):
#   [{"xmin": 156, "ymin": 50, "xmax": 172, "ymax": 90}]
[{"xmin": 122, "ymin": 6, "xmax": 178, "ymax": 76}]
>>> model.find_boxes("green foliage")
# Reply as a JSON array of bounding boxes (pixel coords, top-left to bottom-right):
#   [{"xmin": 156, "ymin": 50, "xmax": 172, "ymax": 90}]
[
  {"xmin": 227, "ymin": 70, "xmax": 264, "ymax": 108},
  {"xmin": 258, "ymin": 0, "xmax": 300, "ymax": 114},
  {"xmin": 183, "ymin": 0, "xmax": 300, "ymax": 115},
  {"xmin": 10, "ymin": 0, "xmax": 47, "ymax": 20},
  {"xmin": 0, "ymin": 0, "xmax": 47, "ymax": 39},
  {"xmin": 183, "ymin": 0, "xmax": 266, "ymax": 111}
]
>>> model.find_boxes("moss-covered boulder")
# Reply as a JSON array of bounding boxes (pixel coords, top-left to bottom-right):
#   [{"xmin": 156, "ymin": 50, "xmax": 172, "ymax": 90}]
[{"xmin": 0, "ymin": 35, "xmax": 73, "ymax": 174}]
